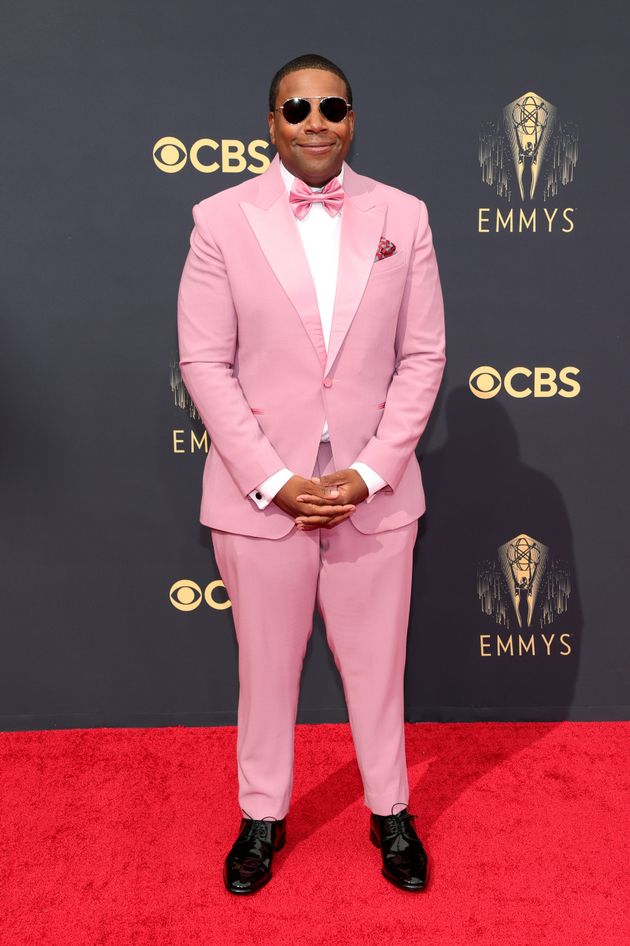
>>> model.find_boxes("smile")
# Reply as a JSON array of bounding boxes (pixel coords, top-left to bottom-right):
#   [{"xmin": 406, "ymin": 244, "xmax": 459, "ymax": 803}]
[{"xmin": 298, "ymin": 143, "xmax": 336, "ymax": 155}]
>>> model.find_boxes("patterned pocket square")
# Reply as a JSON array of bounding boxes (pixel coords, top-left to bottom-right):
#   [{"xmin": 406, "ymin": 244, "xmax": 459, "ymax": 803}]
[{"xmin": 375, "ymin": 236, "xmax": 397, "ymax": 261}]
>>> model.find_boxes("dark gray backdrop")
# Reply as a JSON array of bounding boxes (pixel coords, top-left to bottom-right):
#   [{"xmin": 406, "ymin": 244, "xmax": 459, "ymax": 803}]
[{"xmin": 2, "ymin": 0, "xmax": 628, "ymax": 729}]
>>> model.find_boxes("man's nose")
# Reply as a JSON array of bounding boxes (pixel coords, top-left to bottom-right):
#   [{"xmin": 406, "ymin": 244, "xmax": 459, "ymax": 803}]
[{"xmin": 303, "ymin": 103, "xmax": 327, "ymax": 132}]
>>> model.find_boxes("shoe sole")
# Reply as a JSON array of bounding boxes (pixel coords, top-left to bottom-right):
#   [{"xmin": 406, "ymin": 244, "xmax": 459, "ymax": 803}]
[
  {"xmin": 224, "ymin": 830, "xmax": 287, "ymax": 894},
  {"xmin": 224, "ymin": 872, "xmax": 272, "ymax": 895},
  {"xmin": 370, "ymin": 828, "xmax": 430, "ymax": 892}
]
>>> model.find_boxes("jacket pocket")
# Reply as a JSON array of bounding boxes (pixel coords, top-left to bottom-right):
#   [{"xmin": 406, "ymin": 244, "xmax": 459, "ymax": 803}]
[{"xmin": 370, "ymin": 251, "xmax": 407, "ymax": 278}]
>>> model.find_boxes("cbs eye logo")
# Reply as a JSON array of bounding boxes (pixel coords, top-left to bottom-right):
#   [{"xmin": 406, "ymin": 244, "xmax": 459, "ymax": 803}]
[
  {"xmin": 153, "ymin": 137, "xmax": 270, "ymax": 174},
  {"xmin": 169, "ymin": 579, "xmax": 231, "ymax": 611},
  {"xmin": 469, "ymin": 366, "xmax": 581, "ymax": 399}
]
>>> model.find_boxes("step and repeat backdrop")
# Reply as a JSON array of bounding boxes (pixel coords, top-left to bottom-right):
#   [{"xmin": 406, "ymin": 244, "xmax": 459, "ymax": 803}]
[{"xmin": 2, "ymin": 1, "xmax": 628, "ymax": 729}]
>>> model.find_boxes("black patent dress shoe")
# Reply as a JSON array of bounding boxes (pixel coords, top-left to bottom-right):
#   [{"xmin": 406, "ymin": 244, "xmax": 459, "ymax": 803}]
[
  {"xmin": 223, "ymin": 813, "xmax": 287, "ymax": 895},
  {"xmin": 369, "ymin": 804, "xmax": 430, "ymax": 891}
]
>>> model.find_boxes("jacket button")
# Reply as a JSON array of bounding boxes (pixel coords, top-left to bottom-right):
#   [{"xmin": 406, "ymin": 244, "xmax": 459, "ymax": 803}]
[
  {"xmin": 323, "ymin": 378, "xmax": 332, "ymax": 388},
  {"xmin": 255, "ymin": 492, "xmax": 262, "ymax": 499}
]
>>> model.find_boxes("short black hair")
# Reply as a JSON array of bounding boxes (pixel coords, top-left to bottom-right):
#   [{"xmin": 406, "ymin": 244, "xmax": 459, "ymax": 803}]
[{"xmin": 268, "ymin": 53, "xmax": 353, "ymax": 112}]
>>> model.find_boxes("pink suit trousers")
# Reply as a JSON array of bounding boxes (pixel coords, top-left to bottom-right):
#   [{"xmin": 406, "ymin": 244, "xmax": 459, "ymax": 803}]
[{"xmin": 211, "ymin": 439, "xmax": 419, "ymax": 820}]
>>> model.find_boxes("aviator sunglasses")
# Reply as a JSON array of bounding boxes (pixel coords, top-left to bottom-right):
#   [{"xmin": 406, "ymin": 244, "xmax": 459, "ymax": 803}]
[{"xmin": 274, "ymin": 95, "xmax": 352, "ymax": 124}]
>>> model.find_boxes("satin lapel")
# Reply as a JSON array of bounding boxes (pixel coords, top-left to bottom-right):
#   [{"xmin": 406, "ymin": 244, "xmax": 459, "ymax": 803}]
[
  {"xmin": 324, "ymin": 194, "xmax": 386, "ymax": 376},
  {"xmin": 239, "ymin": 167, "xmax": 327, "ymax": 369}
]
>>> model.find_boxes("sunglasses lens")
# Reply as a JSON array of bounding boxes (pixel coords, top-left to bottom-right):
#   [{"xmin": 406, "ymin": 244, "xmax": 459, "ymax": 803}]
[
  {"xmin": 281, "ymin": 98, "xmax": 311, "ymax": 123},
  {"xmin": 319, "ymin": 97, "xmax": 349, "ymax": 122}
]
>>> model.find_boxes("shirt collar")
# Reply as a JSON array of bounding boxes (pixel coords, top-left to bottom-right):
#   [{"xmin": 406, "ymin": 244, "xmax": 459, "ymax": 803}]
[{"xmin": 279, "ymin": 158, "xmax": 345, "ymax": 193}]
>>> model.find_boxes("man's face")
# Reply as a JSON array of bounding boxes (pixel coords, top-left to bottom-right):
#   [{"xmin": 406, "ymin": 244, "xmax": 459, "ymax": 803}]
[{"xmin": 268, "ymin": 67, "xmax": 355, "ymax": 187}]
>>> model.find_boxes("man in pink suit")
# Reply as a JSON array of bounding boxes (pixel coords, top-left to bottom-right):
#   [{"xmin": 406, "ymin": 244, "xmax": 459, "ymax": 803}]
[{"xmin": 177, "ymin": 53, "xmax": 446, "ymax": 894}]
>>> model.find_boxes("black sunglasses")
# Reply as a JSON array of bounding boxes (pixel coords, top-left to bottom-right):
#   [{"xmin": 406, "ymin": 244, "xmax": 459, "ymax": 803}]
[{"xmin": 274, "ymin": 95, "xmax": 352, "ymax": 125}]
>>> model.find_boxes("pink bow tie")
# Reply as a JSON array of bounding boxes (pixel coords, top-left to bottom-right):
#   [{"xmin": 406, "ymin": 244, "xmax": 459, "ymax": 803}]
[{"xmin": 289, "ymin": 176, "xmax": 345, "ymax": 220}]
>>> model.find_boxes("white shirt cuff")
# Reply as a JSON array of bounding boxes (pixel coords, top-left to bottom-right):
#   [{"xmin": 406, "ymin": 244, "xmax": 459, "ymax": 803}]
[
  {"xmin": 349, "ymin": 462, "xmax": 388, "ymax": 504},
  {"xmin": 248, "ymin": 467, "xmax": 294, "ymax": 509}
]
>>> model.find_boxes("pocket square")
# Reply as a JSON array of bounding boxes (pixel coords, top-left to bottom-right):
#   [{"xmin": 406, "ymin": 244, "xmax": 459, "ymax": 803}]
[{"xmin": 375, "ymin": 236, "xmax": 397, "ymax": 261}]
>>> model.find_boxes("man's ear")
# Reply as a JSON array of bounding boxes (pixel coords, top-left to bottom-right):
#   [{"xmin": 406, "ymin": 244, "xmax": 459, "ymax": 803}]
[{"xmin": 268, "ymin": 112, "xmax": 275, "ymax": 145}]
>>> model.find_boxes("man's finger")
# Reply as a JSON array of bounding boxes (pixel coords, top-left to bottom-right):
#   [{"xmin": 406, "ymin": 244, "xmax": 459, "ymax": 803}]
[
  {"xmin": 305, "ymin": 482, "xmax": 343, "ymax": 496},
  {"xmin": 298, "ymin": 509, "xmax": 354, "ymax": 531},
  {"xmin": 310, "ymin": 473, "xmax": 347, "ymax": 486},
  {"xmin": 295, "ymin": 503, "xmax": 355, "ymax": 521},
  {"xmin": 296, "ymin": 491, "xmax": 342, "ymax": 503},
  {"xmin": 295, "ymin": 508, "xmax": 355, "ymax": 526}
]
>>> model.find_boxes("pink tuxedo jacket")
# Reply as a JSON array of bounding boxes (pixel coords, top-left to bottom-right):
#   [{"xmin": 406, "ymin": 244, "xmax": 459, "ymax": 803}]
[{"xmin": 177, "ymin": 153, "xmax": 446, "ymax": 539}]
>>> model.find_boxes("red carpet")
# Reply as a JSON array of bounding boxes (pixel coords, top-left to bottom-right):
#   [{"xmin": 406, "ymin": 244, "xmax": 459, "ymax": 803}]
[{"xmin": 1, "ymin": 722, "xmax": 628, "ymax": 946}]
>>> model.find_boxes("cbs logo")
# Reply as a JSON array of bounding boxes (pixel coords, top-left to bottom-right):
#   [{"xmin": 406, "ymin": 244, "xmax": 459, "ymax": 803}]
[
  {"xmin": 153, "ymin": 137, "xmax": 270, "ymax": 174},
  {"xmin": 469, "ymin": 366, "xmax": 581, "ymax": 399},
  {"xmin": 169, "ymin": 579, "xmax": 231, "ymax": 611}
]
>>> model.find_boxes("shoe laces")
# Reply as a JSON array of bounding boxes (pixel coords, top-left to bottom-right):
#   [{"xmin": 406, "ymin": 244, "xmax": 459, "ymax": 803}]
[
  {"xmin": 381, "ymin": 803, "xmax": 418, "ymax": 841},
  {"xmin": 240, "ymin": 810, "xmax": 280, "ymax": 843}
]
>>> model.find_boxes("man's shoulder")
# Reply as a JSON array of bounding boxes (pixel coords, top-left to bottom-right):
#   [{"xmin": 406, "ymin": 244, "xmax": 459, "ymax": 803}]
[
  {"xmin": 349, "ymin": 164, "xmax": 425, "ymax": 212},
  {"xmin": 194, "ymin": 172, "xmax": 261, "ymax": 216}
]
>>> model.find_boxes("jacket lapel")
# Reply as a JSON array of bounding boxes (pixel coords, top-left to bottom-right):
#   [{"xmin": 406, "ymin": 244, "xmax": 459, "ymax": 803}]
[
  {"xmin": 240, "ymin": 157, "xmax": 327, "ymax": 368},
  {"xmin": 239, "ymin": 154, "xmax": 386, "ymax": 375},
  {"xmin": 325, "ymin": 167, "xmax": 386, "ymax": 375}
]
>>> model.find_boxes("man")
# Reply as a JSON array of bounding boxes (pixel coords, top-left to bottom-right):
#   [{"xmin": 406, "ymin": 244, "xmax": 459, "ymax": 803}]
[{"xmin": 177, "ymin": 53, "xmax": 446, "ymax": 894}]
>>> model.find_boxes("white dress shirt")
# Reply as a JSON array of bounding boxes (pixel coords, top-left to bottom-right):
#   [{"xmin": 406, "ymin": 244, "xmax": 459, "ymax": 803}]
[{"xmin": 247, "ymin": 159, "xmax": 387, "ymax": 510}]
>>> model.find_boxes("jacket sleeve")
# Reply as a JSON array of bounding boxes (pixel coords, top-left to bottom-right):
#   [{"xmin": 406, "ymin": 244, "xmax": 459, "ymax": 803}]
[
  {"xmin": 351, "ymin": 199, "xmax": 446, "ymax": 491},
  {"xmin": 177, "ymin": 203, "xmax": 288, "ymax": 497}
]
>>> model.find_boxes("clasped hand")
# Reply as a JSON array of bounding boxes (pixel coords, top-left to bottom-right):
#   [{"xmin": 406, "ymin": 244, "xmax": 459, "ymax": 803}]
[{"xmin": 272, "ymin": 470, "xmax": 369, "ymax": 531}]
